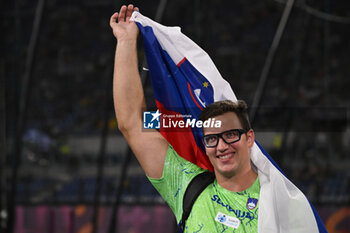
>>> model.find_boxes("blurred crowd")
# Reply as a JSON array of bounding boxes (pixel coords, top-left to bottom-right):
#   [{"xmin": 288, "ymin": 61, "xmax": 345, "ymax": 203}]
[{"xmin": 3, "ymin": 0, "xmax": 349, "ymax": 205}]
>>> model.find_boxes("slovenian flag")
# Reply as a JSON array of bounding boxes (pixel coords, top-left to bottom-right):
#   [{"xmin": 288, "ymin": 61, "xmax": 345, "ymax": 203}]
[{"xmin": 131, "ymin": 11, "xmax": 327, "ymax": 233}]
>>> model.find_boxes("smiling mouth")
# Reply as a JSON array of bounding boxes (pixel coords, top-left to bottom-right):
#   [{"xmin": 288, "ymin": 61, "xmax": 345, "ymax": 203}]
[{"xmin": 216, "ymin": 152, "xmax": 235, "ymax": 160}]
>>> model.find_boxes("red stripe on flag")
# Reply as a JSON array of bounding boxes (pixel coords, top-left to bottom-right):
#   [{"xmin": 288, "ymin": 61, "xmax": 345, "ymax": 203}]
[
  {"xmin": 156, "ymin": 100, "xmax": 213, "ymax": 171},
  {"xmin": 177, "ymin": 57, "xmax": 187, "ymax": 67},
  {"xmin": 187, "ymin": 82, "xmax": 204, "ymax": 111}
]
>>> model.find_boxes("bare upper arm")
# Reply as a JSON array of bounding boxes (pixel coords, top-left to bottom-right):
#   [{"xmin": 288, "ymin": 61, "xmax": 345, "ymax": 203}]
[{"xmin": 121, "ymin": 126, "xmax": 169, "ymax": 179}]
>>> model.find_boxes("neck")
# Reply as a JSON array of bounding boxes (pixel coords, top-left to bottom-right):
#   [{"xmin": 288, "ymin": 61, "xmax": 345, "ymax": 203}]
[{"xmin": 215, "ymin": 167, "xmax": 257, "ymax": 192}]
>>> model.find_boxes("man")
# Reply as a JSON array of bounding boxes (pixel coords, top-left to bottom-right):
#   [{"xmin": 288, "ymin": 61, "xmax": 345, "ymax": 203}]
[
  {"xmin": 110, "ymin": 4, "xmax": 259, "ymax": 232},
  {"xmin": 110, "ymin": 4, "xmax": 327, "ymax": 233}
]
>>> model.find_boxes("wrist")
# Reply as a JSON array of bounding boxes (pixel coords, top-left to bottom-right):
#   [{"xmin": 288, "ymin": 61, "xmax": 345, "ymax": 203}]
[{"xmin": 117, "ymin": 37, "xmax": 138, "ymax": 46}]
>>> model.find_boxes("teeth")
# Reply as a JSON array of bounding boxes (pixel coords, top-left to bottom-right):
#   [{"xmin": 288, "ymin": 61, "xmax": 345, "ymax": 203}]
[
  {"xmin": 217, "ymin": 153, "xmax": 233, "ymax": 159},
  {"xmin": 221, "ymin": 154, "xmax": 230, "ymax": 159}
]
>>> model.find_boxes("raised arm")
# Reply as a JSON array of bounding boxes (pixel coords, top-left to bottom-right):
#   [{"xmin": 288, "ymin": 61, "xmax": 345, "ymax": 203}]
[{"xmin": 110, "ymin": 4, "xmax": 168, "ymax": 178}]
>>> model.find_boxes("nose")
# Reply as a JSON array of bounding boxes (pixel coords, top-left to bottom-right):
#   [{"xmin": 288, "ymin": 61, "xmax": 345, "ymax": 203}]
[{"xmin": 217, "ymin": 137, "xmax": 229, "ymax": 152}]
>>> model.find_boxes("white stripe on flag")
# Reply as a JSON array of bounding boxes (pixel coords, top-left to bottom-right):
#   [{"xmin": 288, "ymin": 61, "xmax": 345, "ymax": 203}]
[{"xmin": 131, "ymin": 12, "xmax": 237, "ymax": 102}]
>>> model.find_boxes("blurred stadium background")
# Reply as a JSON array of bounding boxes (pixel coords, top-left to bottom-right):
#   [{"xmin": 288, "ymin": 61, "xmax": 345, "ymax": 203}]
[{"xmin": 1, "ymin": 0, "xmax": 350, "ymax": 232}]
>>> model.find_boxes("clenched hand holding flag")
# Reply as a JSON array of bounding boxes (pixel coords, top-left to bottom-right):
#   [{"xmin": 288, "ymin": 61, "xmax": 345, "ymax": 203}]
[{"xmin": 130, "ymin": 11, "xmax": 327, "ymax": 233}]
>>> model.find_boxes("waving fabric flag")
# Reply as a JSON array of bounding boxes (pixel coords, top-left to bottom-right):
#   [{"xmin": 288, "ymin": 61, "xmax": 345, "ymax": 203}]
[{"xmin": 131, "ymin": 11, "xmax": 327, "ymax": 233}]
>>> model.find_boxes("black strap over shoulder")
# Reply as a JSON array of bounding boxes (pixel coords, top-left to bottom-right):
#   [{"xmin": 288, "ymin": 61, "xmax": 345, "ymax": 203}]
[{"xmin": 179, "ymin": 171, "xmax": 215, "ymax": 232}]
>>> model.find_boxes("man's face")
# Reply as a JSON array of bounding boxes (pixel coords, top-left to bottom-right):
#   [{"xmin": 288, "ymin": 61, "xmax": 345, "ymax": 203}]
[{"xmin": 203, "ymin": 112, "xmax": 254, "ymax": 178}]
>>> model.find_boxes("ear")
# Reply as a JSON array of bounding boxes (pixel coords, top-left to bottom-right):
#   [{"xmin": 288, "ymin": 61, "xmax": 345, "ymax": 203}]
[{"xmin": 246, "ymin": 129, "xmax": 255, "ymax": 148}]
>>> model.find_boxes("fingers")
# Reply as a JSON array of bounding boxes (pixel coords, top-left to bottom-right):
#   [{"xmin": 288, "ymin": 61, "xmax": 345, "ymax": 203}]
[
  {"xmin": 110, "ymin": 12, "xmax": 118, "ymax": 28},
  {"xmin": 125, "ymin": 4, "xmax": 134, "ymax": 22},
  {"xmin": 118, "ymin": 5, "xmax": 127, "ymax": 22},
  {"xmin": 110, "ymin": 4, "xmax": 138, "ymax": 29},
  {"xmin": 114, "ymin": 4, "xmax": 138, "ymax": 23}
]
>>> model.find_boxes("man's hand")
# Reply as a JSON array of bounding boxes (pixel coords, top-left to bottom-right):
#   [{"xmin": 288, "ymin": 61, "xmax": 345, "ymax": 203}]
[{"xmin": 110, "ymin": 4, "xmax": 139, "ymax": 42}]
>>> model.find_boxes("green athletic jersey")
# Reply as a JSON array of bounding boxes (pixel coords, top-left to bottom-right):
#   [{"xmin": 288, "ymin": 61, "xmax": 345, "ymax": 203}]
[{"xmin": 149, "ymin": 145, "xmax": 260, "ymax": 233}]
